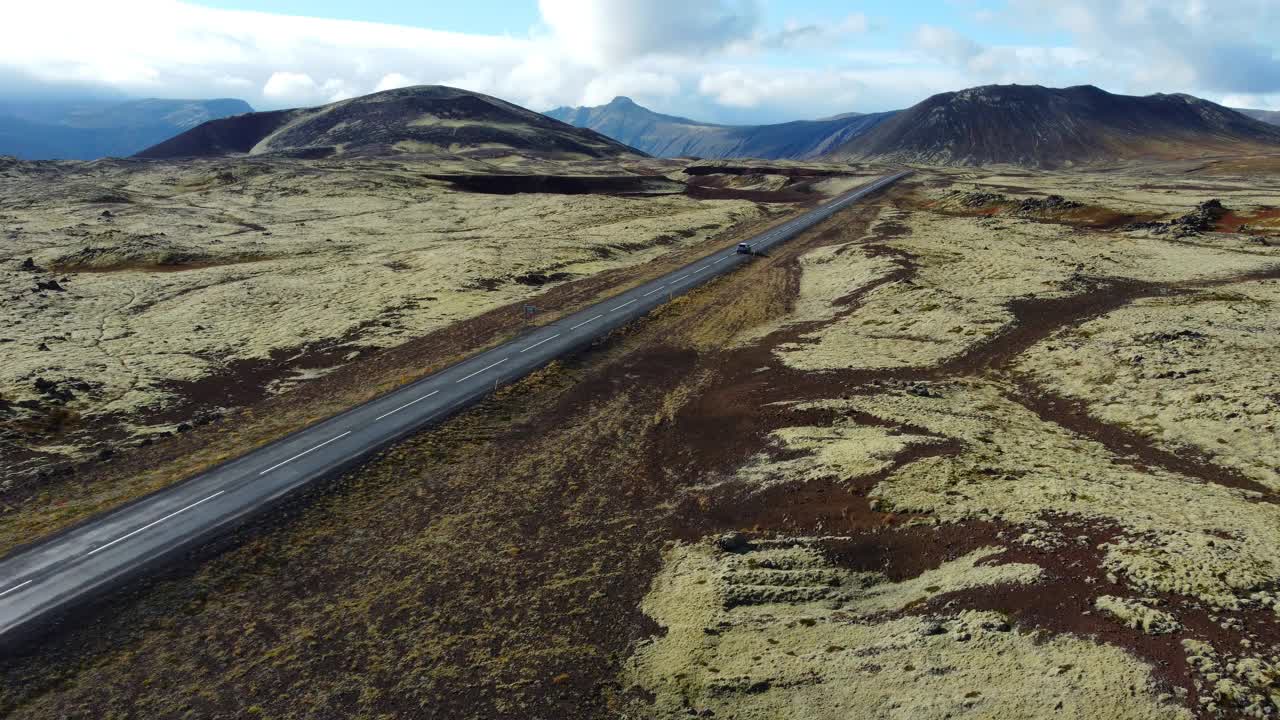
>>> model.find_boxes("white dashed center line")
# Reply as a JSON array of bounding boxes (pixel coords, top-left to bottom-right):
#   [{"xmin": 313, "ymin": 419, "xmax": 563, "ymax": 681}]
[
  {"xmin": 673, "ymin": 274, "xmax": 689, "ymax": 283},
  {"xmin": 611, "ymin": 299, "xmax": 636, "ymax": 311},
  {"xmin": 456, "ymin": 358, "xmax": 508, "ymax": 383},
  {"xmin": 0, "ymin": 580, "xmax": 32, "ymax": 598},
  {"xmin": 375, "ymin": 390, "xmax": 440, "ymax": 421},
  {"xmin": 87, "ymin": 490, "xmax": 226, "ymax": 556},
  {"xmin": 519, "ymin": 333, "xmax": 561, "ymax": 353},
  {"xmin": 259, "ymin": 432, "xmax": 352, "ymax": 475},
  {"xmin": 570, "ymin": 314, "xmax": 603, "ymax": 330},
  {"xmin": 642, "ymin": 286, "xmax": 665, "ymax": 297}
]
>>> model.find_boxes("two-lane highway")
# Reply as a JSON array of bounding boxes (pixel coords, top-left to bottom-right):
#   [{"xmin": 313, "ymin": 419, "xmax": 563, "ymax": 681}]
[{"xmin": 0, "ymin": 170, "xmax": 909, "ymax": 646}]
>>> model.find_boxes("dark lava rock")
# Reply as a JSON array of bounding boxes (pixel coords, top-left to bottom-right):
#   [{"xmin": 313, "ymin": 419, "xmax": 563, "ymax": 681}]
[
  {"xmin": 100, "ymin": 210, "xmax": 113, "ymax": 218},
  {"xmin": 176, "ymin": 422, "xmax": 193, "ymax": 433},
  {"xmin": 34, "ymin": 377, "xmax": 74, "ymax": 402},
  {"xmin": 1016, "ymin": 194, "xmax": 1082, "ymax": 213},
  {"xmin": 716, "ymin": 532, "xmax": 749, "ymax": 552},
  {"xmin": 922, "ymin": 622, "xmax": 947, "ymax": 636},
  {"xmin": 1144, "ymin": 329, "xmax": 1205, "ymax": 343},
  {"xmin": 958, "ymin": 191, "xmax": 1008, "ymax": 208},
  {"xmin": 35, "ymin": 279, "xmax": 65, "ymax": 292},
  {"xmin": 1126, "ymin": 200, "xmax": 1229, "ymax": 237},
  {"xmin": 1170, "ymin": 199, "xmax": 1228, "ymax": 235},
  {"xmin": 97, "ymin": 447, "xmax": 115, "ymax": 461},
  {"xmin": 37, "ymin": 342, "xmax": 50, "ymax": 351},
  {"xmin": 20, "ymin": 257, "xmax": 39, "ymax": 271},
  {"xmin": 907, "ymin": 383, "xmax": 939, "ymax": 398}
]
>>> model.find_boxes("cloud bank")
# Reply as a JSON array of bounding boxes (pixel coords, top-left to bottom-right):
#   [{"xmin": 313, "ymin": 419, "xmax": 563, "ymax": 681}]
[{"xmin": 1, "ymin": 0, "xmax": 1278, "ymax": 122}]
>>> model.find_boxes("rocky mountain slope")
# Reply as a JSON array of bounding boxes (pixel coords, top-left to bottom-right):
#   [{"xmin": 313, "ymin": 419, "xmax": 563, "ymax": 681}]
[
  {"xmin": 546, "ymin": 96, "xmax": 895, "ymax": 160},
  {"xmin": 0, "ymin": 97, "xmax": 252, "ymax": 160},
  {"xmin": 137, "ymin": 86, "xmax": 641, "ymax": 160},
  {"xmin": 827, "ymin": 84, "xmax": 1280, "ymax": 167}
]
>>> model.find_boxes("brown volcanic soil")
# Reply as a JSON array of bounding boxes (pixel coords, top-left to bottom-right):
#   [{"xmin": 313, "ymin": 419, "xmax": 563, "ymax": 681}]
[{"xmin": 4, "ymin": 166, "xmax": 1280, "ymax": 719}]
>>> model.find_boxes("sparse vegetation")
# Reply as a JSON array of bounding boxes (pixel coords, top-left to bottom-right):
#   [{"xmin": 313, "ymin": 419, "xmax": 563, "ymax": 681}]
[{"xmin": 5, "ymin": 159, "xmax": 1280, "ymax": 720}]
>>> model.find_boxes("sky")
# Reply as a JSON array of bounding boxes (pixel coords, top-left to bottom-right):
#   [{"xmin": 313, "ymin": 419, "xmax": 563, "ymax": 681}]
[{"xmin": 3, "ymin": 0, "xmax": 1279, "ymax": 123}]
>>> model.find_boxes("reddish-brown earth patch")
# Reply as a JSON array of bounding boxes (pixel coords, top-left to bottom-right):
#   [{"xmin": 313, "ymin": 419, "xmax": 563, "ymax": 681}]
[{"xmin": 1218, "ymin": 207, "xmax": 1280, "ymax": 232}]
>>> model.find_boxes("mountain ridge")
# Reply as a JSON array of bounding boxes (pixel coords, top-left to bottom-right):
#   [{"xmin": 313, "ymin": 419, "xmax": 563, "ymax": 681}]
[
  {"xmin": 826, "ymin": 84, "xmax": 1280, "ymax": 167},
  {"xmin": 0, "ymin": 98, "xmax": 253, "ymax": 160},
  {"xmin": 545, "ymin": 96, "xmax": 896, "ymax": 160},
  {"xmin": 137, "ymin": 86, "xmax": 643, "ymax": 160},
  {"xmin": 1237, "ymin": 108, "xmax": 1280, "ymax": 126}
]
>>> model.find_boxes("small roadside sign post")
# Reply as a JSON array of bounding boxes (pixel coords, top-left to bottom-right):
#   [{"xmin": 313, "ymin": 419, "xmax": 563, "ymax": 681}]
[{"xmin": 522, "ymin": 304, "xmax": 537, "ymax": 323}]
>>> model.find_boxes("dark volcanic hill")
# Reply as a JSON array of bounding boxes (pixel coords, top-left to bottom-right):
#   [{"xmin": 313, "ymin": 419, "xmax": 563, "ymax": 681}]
[
  {"xmin": 0, "ymin": 98, "xmax": 252, "ymax": 160},
  {"xmin": 136, "ymin": 86, "xmax": 641, "ymax": 160},
  {"xmin": 827, "ymin": 84, "xmax": 1280, "ymax": 168},
  {"xmin": 546, "ymin": 96, "xmax": 896, "ymax": 160}
]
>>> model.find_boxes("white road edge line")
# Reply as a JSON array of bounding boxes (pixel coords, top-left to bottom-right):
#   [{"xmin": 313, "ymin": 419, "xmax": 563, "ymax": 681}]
[
  {"xmin": 570, "ymin": 314, "xmax": 603, "ymax": 330},
  {"xmin": 519, "ymin": 333, "xmax": 561, "ymax": 353},
  {"xmin": 611, "ymin": 299, "xmax": 636, "ymax": 311},
  {"xmin": 0, "ymin": 579, "xmax": 32, "ymax": 598},
  {"xmin": 374, "ymin": 390, "xmax": 440, "ymax": 421},
  {"xmin": 642, "ymin": 286, "xmax": 665, "ymax": 297},
  {"xmin": 456, "ymin": 358, "xmax": 508, "ymax": 383},
  {"xmin": 259, "ymin": 431, "xmax": 352, "ymax": 475},
  {"xmin": 86, "ymin": 490, "xmax": 227, "ymax": 557}
]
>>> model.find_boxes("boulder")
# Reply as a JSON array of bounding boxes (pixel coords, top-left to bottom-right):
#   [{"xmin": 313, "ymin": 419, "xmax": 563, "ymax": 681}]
[{"xmin": 715, "ymin": 532, "xmax": 749, "ymax": 552}]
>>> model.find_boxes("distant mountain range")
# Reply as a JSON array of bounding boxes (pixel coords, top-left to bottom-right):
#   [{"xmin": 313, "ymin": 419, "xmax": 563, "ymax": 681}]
[
  {"xmin": 545, "ymin": 96, "xmax": 896, "ymax": 159},
  {"xmin": 0, "ymin": 98, "xmax": 253, "ymax": 160},
  {"xmin": 552, "ymin": 87, "xmax": 1280, "ymax": 168},
  {"xmin": 137, "ymin": 86, "xmax": 639, "ymax": 161},
  {"xmin": 6, "ymin": 83, "xmax": 1275, "ymax": 168},
  {"xmin": 1238, "ymin": 108, "xmax": 1280, "ymax": 126}
]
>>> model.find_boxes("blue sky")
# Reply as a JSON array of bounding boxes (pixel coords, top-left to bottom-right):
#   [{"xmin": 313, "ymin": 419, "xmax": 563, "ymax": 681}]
[
  {"xmin": 191, "ymin": 1, "xmax": 1065, "ymax": 48},
  {"xmin": 4, "ymin": 1, "xmax": 1279, "ymax": 121}
]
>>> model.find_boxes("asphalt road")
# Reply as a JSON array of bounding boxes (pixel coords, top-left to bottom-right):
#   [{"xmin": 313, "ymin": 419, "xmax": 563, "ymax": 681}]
[{"xmin": 0, "ymin": 170, "xmax": 909, "ymax": 646}]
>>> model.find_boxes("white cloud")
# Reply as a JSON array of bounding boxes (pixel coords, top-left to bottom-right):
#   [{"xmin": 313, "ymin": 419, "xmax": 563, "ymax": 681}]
[
  {"xmin": 1221, "ymin": 93, "xmax": 1280, "ymax": 111},
  {"xmin": 1, "ymin": 0, "xmax": 1275, "ymax": 125},
  {"xmin": 1006, "ymin": 0, "xmax": 1280, "ymax": 95},
  {"xmin": 0, "ymin": 0, "xmax": 534, "ymax": 108},
  {"xmin": 537, "ymin": 0, "xmax": 761, "ymax": 66},
  {"xmin": 373, "ymin": 73, "xmax": 420, "ymax": 93},
  {"xmin": 913, "ymin": 25, "xmax": 983, "ymax": 66},
  {"xmin": 759, "ymin": 13, "xmax": 869, "ymax": 49},
  {"xmin": 582, "ymin": 71, "xmax": 680, "ymax": 106},
  {"xmin": 699, "ymin": 68, "xmax": 864, "ymax": 110},
  {"xmin": 261, "ymin": 72, "xmax": 354, "ymax": 106}
]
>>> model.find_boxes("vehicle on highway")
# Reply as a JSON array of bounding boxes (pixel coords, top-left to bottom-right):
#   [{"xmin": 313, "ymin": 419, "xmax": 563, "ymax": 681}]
[{"xmin": 736, "ymin": 242, "xmax": 751, "ymax": 254}]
